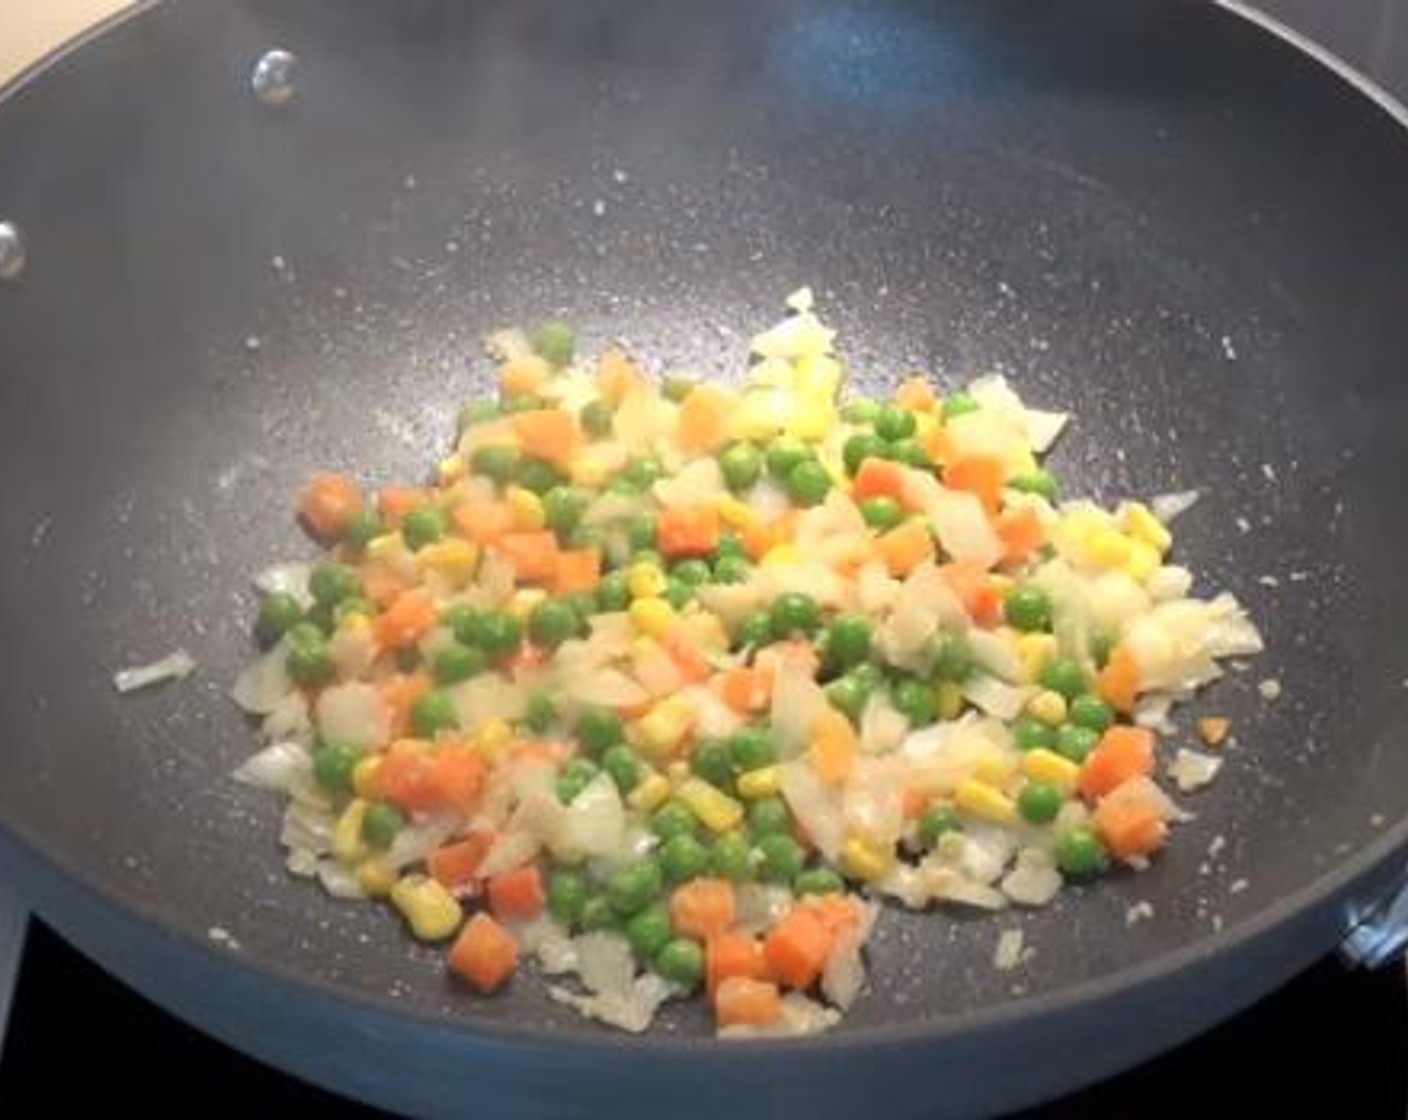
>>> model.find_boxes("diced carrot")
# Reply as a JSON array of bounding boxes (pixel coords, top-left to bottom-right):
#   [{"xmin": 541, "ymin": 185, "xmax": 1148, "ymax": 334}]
[
  {"xmin": 942, "ymin": 455, "xmax": 1006, "ymax": 514},
  {"xmin": 554, "ymin": 547, "xmax": 602, "ymax": 594},
  {"xmin": 486, "ymin": 864, "xmax": 546, "ymax": 923},
  {"xmin": 763, "ymin": 907, "xmax": 833, "ymax": 990},
  {"xmin": 939, "ymin": 561, "xmax": 1004, "ymax": 626},
  {"xmin": 428, "ymin": 832, "xmax": 495, "ymax": 890},
  {"xmin": 448, "ymin": 912, "xmax": 518, "ymax": 993},
  {"xmin": 430, "ymin": 745, "xmax": 487, "ymax": 813},
  {"xmin": 799, "ymin": 893, "xmax": 863, "ymax": 939},
  {"xmin": 875, "ymin": 519, "xmax": 935, "ymax": 577},
  {"xmin": 499, "ymin": 354, "xmax": 552, "ymax": 398},
  {"xmin": 901, "ymin": 788, "xmax": 929, "ymax": 820},
  {"xmin": 720, "ymin": 665, "xmax": 773, "ymax": 714},
  {"xmin": 377, "ymin": 485, "xmax": 430, "ymax": 528},
  {"xmin": 677, "ymin": 384, "xmax": 734, "ymax": 454},
  {"xmin": 894, "ymin": 376, "xmax": 937, "ymax": 413},
  {"xmin": 1097, "ymin": 644, "xmax": 1141, "ymax": 714},
  {"xmin": 1078, "ymin": 726, "xmax": 1157, "ymax": 801},
  {"xmin": 451, "ymin": 499, "xmax": 515, "ymax": 545},
  {"xmin": 1093, "ymin": 793, "xmax": 1168, "ymax": 861},
  {"xmin": 924, "ymin": 425, "xmax": 955, "ymax": 467},
  {"xmin": 360, "ymin": 561, "xmax": 413, "ymax": 608},
  {"xmin": 378, "ymin": 672, "xmax": 432, "ymax": 738},
  {"xmin": 769, "ymin": 510, "xmax": 801, "ymax": 544},
  {"xmin": 996, "ymin": 506, "xmax": 1046, "ymax": 564},
  {"xmin": 670, "ymin": 879, "xmax": 737, "ymax": 941},
  {"xmin": 664, "ymin": 630, "xmax": 712, "ymax": 685},
  {"xmin": 297, "ymin": 473, "xmax": 363, "ymax": 542},
  {"xmin": 658, "ymin": 505, "xmax": 720, "ymax": 558},
  {"xmin": 510, "ymin": 410, "xmax": 581, "ymax": 466},
  {"xmin": 852, "ymin": 457, "xmax": 906, "ymax": 501},
  {"xmin": 741, "ymin": 520, "xmax": 774, "ymax": 561},
  {"xmin": 705, "ymin": 931, "xmax": 769, "ymax": 998},
  {"xmin": 373, "ymin": 738, "xmax": 440, "ymax": 811},
  {"xmin": 512, "ymin": 740, "xmax": 570, "ymax": 767},
  {"xmin": 809, "ymin": 707, "xmax": 857, "ymax": 785},
  {"xmin": 714, "ymin": 977, "xmax": 782, "ymax": 1028},
  {"xmin": 597, "ymin": 346, "xmax": 648, "ymax": 405},
  {"xmin": 493, "ymin": 531, "xmax": 560, "ymax": 583},
  {"xmin": 374, "ymin": 588, "xmax": 437, "ymax": 650}
]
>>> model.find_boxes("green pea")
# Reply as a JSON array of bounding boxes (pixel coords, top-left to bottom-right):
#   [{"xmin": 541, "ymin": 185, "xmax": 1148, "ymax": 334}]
[
  {"xmin": 623, "ymin": 458, "xmax": 664, "ymax": 490},
  {"xmin": 1018, "ymin": 782, "xmax": 1064, "ymax": 825},
  {"xmin": 1069, "ymin": 694, "xmax": 1114, "ymax": 733},
  {"xmin": 734, "ymin": 611, "xmax": 774, "ymax": 649},
  {"xmin": 312, "ymin": 739, "xmax": 360, "ymax": 795},
  {"xmin": 257, "ymin": 592, "xmax": 303, "ymax": 643},
  {"xmin": 1009, "ymin": 469, "xmax": 1059, "ymax": 503},
  {"xmin": 766, "ymin": 437, "xmax": 812, "ymax": 481},
  {"xmin": 471, "ymin": 444, "xmax": 520, "ymax": 485},
  {"xmin": 530, "ymin": 320, "xmax": 575, "ymax": 366},
  {"xmin": 529, "ymin": 599, "xmax": 580, "ymax": 650},
  {"xmin": 626, "ymin": 513, "xmax": 658, "ymax": 551},
  {"xmin": 576, "ymin": 708, "xmax": 624, "ymax": 756},
  {"xmin": 433, "ymin": 641, "xmax": 486, "ymax": 685},
  {"xmin": 843, "ymin": 397, "xmax": 881, "ymax": 424},
  {"xmin": 626, "ymin": 903, "xmax": 673, "ymax": 958},
  {"xmin": 824, "ymin": 674, "xmax": 869, "ymax": 722},
  {"xmin": 794, "ymin": 867, "xmax": 845, "ymax": 896},
  {"xmin": 663, "ymin": 576, "xmax": 693, "ymax": 610},
  {"xmin": 476, "ymin": 611, "xmax": 523, "ymax": 658},
  {"xmin": 442, "ymin": 606, "xmax": 479, "ymax": 645},
  {"xmin": 747, "ymin": 796, "xmax": 790, "ymax": 838},
  {"xmin": 825, "ymin": 613, "xmax": 873, "ymax": 671},
  {"xmin": 929, "ymin": 633, "xmax": 975, "ymax": 683},
  {"xmin": 286, "ymin": 634, "xmax": 334, "ymax": 687},
  {"xmin": 942, "ymin": 391, "xmax": 979, "ymax": 420},
  {"xmin": 632, "ymin": 548, "xmax": 664, "ymax": 570},
  {"xmin": 887, "ymin": 437, "xmax": 930, "ymax": 468},
  {"xmin": 650, "ymin": 799, "xmax": 697, "ymax": 841},
  {"xmin": 601, "ymin": 743, "xmax": 641, "ymax": 793},
  {"xmin": 343, "ymin": 509, "xmax": 384, "ymax": 553},
  {"xmin": 547, "ymin": 868, "xmax": 589, "ymax": 926},
  {"xmin": 653, "ymin": 937, "xmax": 704, "ymax": 988},
  {"xmin": 728, "ymin": 726, "xmax": 776, "ymax": 772},
  {"xmin": 859, "ymin": 496, "xmax": 904, "ymax": 531},
  {"xmin": 709, "ymin": 831, "xmax": 754, "ymax": 882},
  {"xmin": 918, "ymin": 806, "xmax": 961, "ymax": 849},
  {"xmin": 606, "ymin": 860, "xmax": 664, "ymax": 917},
  {"xmin": 785, "ymin": 459, "xmax": 832, "ymax": 507},
  {"xmin": 1039, "ymin": 658, "xmax": 1087, "ymax": 700},
  {"xmin": 333, "ymin": 596, "xmax": 375, "ymax": 625},
  {"xmin": 556, "ymin": 758, "xmax": 599, "ymax": 804},
  {"xmin": 361, "ymin": 802, "xmax": 405, "ymax": 849},
  {"xmin": 1089, "ymin": 630, "xmax": 1116, "ymax": 670},
  {"xmin": 401, "ymin": 507, "xmax": 448, "ymax": 552},
  {"xmin": 659, "ymin": 833, "xmax": 710, "ymax": 883},
  {"xmin": 843, "ymin": 432, "xmax": 888, "ymax": 476},
  {"xmin": 720, "ymin": 442, "xmax": 763, "ymax": 492},
  {"xmin": 712, "ymin": 555, "xmax": 751, "ymax": 585},
  {"xmin": 308, "ymin": 562, "xmax": 356, "ymax": 607},
  {"xmin": 893, "ymin": 677, "xmax": 937, "ymax": 726},
  {"xmin": 596, "ymin": 571, "xmax": 631, "ymax": 612},
  {"xmin": 459, "ymin": 399, "xmax": 501, "ymax": 429},
  {"xmin": 579, "ymin": 894, "xmax": 622, "ymax": 931},
  {"xmin": 568, "ymin": 523, "xmax": 606, "ymax": 552},
  {"xmin": 1055, "ymin": 723, "xmax": 1100, "ymax": 763},
  {"xmin": 524, "ymin": 692, "xmax": 557, "ymax": 734},
  {"xmin": 580, "ymin": 399, "xmax": 613, "ymax": 439},
  {"xmin": 666, "ymin": 560, "xmax": 707, "ymax": 589},
  {"xmin": 1005, "ymin": 585, "xmax": 1053, "ymax": 632},
  {"xmin": 542, "ymin": 486, "xmax": 589, "ymax": 539},
  {"xmin": 715, "ymin": 533, "xmax": 747, "ymax": 561},
  {"xmin": 690, "ymin": 739, "xmax": 735, "ymax": 790},
  {"xmin": 662, "ymin": 374, "xmax": 697, "ymax": 403},
  {"xmin": 1055, "ymin": 827, "xmax": 1108, "ymax": 877},
  {"xmin": 411, "ymin": 690, "xmax": 459, "ymax": 738},
  {"xmin": 874, "ymin": 404, "xmax": 917, "ymax": 441},
  {"xmin": 1012, "ymin": 716, "xmax": 1056, "ymax": 752},
  {"xmin": 516, "ymin": 457, "xmax": 567, "ymax": 495},
  {"xmin": 768, "ymin": 592, "xmax": 820, "ymax": 640},
  {"xmin": 755, "ymin": 833, "xmax": 805, "ymax": 883}
]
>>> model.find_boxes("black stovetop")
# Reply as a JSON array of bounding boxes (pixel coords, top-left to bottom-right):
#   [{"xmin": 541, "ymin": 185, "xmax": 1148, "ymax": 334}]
[{"xmin": 0, "ymin": 920, "xmax": 1402, "ymax": 1117}]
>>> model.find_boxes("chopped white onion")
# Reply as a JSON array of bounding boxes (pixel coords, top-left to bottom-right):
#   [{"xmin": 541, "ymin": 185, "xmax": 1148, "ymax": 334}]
[
  {"xmin": 316, "ymin": 860, "xmax": 366, "ymax": 900},
  {"xmin": 232, "ymin": 638, "xmax": 293, "ymax": 715},
  {"xmin": 233, "ymin": 740, "xmax": 311, "ymax": 793},
  {"xmin": 778, "ymin": 762, "xmax": 844, "ymax": 860},
  {"xmin": 1151, "ymin": 490, "xmax": 1201, "ymax": 522},
  {"xmin": 962, "ymin": 675, "xmax": 1031, "ymax": 720},
  {"xmin": 554, "ymin": 774, "xmax": 626, "ymax": 860},
  {"xmin": 1001, "ymin": 848, "xmax": 1063, "ymax": 907},
  {"xmin": 314, "ymin": 682, "xmax": 390, "ymax": 749},
  {"xmin": 1168, "ymin": 748, "xmax": 1223, "ymax": 793},
  {"xmin": 385, "ymin": 813, "xmax": 460, "ymax": 871},
  {"xmin": 260, "ymin": 692, "xmax": 311, "ymax": 744},
  {"xmin": 253, "ymin": 562, "xmax": 313, "ymax": 609},
  {"xmin": 114, "ymin": 649, "xmax": 197, "ymax": 694}
]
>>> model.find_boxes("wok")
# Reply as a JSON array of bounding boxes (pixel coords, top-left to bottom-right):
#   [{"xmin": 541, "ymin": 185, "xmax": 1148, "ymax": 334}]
[{"xmin": 2, "ymin": 1, "xmax": 1408, "ymax": 1116}]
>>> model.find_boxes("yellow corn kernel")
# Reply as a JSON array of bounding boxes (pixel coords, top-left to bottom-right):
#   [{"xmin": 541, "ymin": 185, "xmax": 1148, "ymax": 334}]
[
  {"xmin": 793, "ymin": 354, "xmax": 843, "ymax": 398},
  {"xmin": 762, "ymin": 543, "xmax": 799, "ymax": 567},
  {"xmin": 500, "ymin": 354, "xmax": 552, "ymax": 398},
  {"xmin": 840, "ymin": 834, "xmax": 895, "ymax": 883},
  {"xmin": 1087, "ymin": 529, "xmax": 1134, "ymax": 569},
  {"xmin": 716, "ymin": 497, "xmax": 760, "ymax": 532},
  {"xmin": 629, "ymin": 596, "xmax": 676, "ymax": 639},
  {"xmin": 438, "ymin": 454, "xmax": 467, "ymax": 485},
  {"xmin": 473, "ymin": 718, "xmax": 514, "ymax": 763},
  {"xmin": 736, "ymin": 766, "xmax": 781, "ymax": 800},
  {"xmin": 332, "ymin": 799, "xmax": 369, "ymax": 867},
  {"xmin": 627, "ymin": 562, "xmax": 667, "ymax": 600},
  {"xmin": 1125, "ymin": 540, "xmax": 1161, "ymax": 583},
  {"xmin": 935, "ymin": 681, "xmax": 965, "ymax": 721},
  {"xmin": 1027, "ymin": 689, "xmax": 1068, "ymax": 727},
  {"xmin": 390, "ymin": 874, "xmax": 464, "ymax": 942},
  {"xmin": 509, "ymin": 587, "xmax": 548, "ymax": 620},
  {"xmin": 665, "ymin": 760, "xmax": 692, "ymax": 787},
  {"xmin": 677, "ymin": 776, "xmax": 744, "ymax": 833},
  {"xmin": 1124, "ymin": 502, "xmax": 1172, "ymax": 555},
  {"xmin": 352, "ymin": 756, "xmax": 383, "ymax": 800},
  {"xmin": 973, "ymin": 749, "xmax": 1018, "ymax": 786},
  {"xmin": 627, "ymin": 772, "xmax": 671, "ymax": 813},
  {"xmin": 1015, "ymin": 633, "xmax": 1058, "ymax": 684},
  {"xmin": 419, "ymin": 538, "xmax": 479, "ymax": 583},
  {"xmin": 635, "ymin": 697, "xmax": 696, "ymax": 759},
  {"xmin": 954, "ymin": 777, "xmax": 1017, "ymax": 824},
  {"xmin": 1022, "ymin": 748, "xmax": 1080, "ymax": 790},
  {"xmin": 507, "ymin": 486, "xmax": 545, "ymax": 531},
  {"xmin": 787, "ymin": 401, "xmax": 836, "ymax": 442},
  {"xmin": 366, "ymin": 531, "xmax": 405, "ymax": 562},
  {"xmin": 355, "ymin": 857, "xmax": 398, "ymax": 898},
  {"xmin": 337, "ymin": 610, "xmax": 373, "ymax": 637},
  {"xmin": 988, "ymin": 574, "xmax": 1015, "ymax": 597},
  {"xmin": 569, "ymin": 455, "xmax": 611, "ymax": 489}
]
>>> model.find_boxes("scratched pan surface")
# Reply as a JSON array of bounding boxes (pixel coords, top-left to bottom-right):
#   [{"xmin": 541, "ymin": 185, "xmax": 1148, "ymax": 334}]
[{"xmin": 2, "ymin": 1, "xmax": 1408, "ymax": 1116}]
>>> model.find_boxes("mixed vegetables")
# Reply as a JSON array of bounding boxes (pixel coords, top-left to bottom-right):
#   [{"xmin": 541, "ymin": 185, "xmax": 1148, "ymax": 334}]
[{"xmin": 233, "ymin": 291, "xmax": 1262, "ymax": 1035}]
